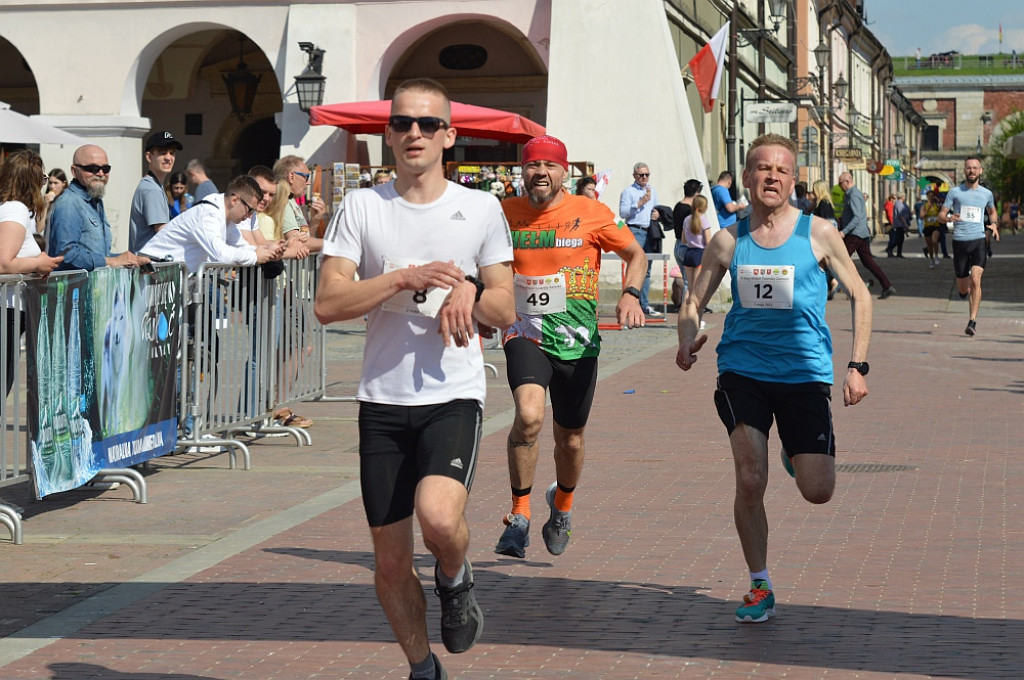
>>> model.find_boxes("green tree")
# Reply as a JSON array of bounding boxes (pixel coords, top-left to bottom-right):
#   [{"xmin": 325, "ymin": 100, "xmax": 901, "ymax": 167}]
[{"xmin": 985, "ymin": 110, "xmax": 1024, "ymax": 205}]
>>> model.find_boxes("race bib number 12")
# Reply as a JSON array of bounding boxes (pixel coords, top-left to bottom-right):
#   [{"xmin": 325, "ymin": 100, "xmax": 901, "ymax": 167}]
[
  {"xmin": 381, "ymin": 257, "xmax": 450, "ymax": 318},
  {"xmin": 736, "ymin": 264, "xmax": 795, "ymax": 310}
]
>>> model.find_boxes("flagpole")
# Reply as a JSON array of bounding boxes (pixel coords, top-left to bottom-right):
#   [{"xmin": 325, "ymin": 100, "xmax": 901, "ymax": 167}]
[{"xmin": 726, "ymin": 0, "xmax": 739, "ymax": 180}]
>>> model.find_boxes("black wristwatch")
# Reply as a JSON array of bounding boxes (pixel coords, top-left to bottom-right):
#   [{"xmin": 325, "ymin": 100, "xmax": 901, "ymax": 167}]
[
  {"xmin": 464, "ymin": 274, "xmax": 485, "ymax": 303},
  {"xmin": 622, "ymin": 286, "xmax": 641, "ymax": 300},
  {"xmin": 847, "ymin": 361, "xmax": 869, "ymax": 376}
]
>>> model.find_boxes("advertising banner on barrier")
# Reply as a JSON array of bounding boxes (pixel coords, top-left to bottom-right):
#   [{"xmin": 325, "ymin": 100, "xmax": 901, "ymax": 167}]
[{"xmin": 25, "ymin": 267, "xmax": 182, "ymax": 498}]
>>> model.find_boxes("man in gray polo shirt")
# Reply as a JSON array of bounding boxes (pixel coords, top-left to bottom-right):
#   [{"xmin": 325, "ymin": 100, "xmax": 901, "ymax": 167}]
[{"xmin": 129, "ymin": 130, "xmax": 182, "ymax": 252}]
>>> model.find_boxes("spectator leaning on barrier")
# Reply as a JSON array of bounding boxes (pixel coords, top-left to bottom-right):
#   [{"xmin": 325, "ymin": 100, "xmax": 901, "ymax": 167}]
[
  {"xmin": 130, "ymin": 130, "xmax": 182, "ymax": 253},
  {"xmin": 139, "ymin": 175, "xmax": 283, "ymax": 273},
  {"xmin": 0, "ymin": 150, "xmax": 64, "ymax": 396},
  {"xmin": 48, "ymin": 144, "xmax": 149, "ymax": 272},
  {"xmin": 244, "ymin": 165, "xmax": 307, "ymax": 260},
  {"xmin": 273, "ymin": 155, "xmax": 326, "ymax": 253}
]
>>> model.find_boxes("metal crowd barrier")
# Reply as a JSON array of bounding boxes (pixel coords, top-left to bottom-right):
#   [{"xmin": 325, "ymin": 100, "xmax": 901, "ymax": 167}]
[
  {"xmin": 181, "ymin": 258, "xmax": 323, "ymax": 468},
  {"xmin": 1, "ymin": 274, "xmax": 29, "ymax": 543}
]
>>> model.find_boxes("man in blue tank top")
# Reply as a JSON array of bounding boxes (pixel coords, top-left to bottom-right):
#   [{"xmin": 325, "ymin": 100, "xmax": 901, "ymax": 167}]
[
  {"xmin": 676, "ymin": 133, "xmax": 874, "ymax": 624},
  {"xmin": 937, "ymin": 156, "xmax": 999, "ymax": 336}
]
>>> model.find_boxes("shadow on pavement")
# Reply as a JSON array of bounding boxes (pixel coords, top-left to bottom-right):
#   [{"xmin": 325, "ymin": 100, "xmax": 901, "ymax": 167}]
[{"xmin": 15, "ymin": 557, "xmax": 1018, "ymax": 680}]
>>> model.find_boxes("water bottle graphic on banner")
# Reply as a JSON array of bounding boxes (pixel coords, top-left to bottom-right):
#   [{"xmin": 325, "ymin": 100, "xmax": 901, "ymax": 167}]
[
  {"xmin": 67, "ymin": 287, "xmax": 93, "ymax": 478},
  {"xmin": 51, "ymin": 280, "xmax": 75, "ymax": 485}
]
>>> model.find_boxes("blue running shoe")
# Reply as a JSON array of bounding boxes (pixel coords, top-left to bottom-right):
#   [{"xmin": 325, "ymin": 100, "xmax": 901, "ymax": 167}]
[
  {"xmin": 495, "ymin": 513, "xmax": 530, "ymax": 558},
  {"xmin": 735, "ymin": 580, "xmax": 776, "ymax": 623}
]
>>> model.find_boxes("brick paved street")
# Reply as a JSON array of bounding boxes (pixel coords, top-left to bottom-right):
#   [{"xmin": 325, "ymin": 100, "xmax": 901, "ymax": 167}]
[{"xmin": 1, "ymin": 234, "xmax": 1022, "ymax": 679}]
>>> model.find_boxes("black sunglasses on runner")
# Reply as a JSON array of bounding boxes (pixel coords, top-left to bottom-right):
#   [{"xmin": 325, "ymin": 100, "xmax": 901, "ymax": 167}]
[{"xmin": 387, "ymin": 116, "xmax": 448, "ymax": 135}]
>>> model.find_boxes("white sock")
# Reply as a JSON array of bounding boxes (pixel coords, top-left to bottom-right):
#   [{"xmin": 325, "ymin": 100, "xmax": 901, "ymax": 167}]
[{"xmin": 750, "ymin": 569, "xmax": 772, "ymax": 590}]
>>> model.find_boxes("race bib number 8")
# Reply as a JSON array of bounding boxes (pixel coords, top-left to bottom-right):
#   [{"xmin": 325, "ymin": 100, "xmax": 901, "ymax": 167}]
[
  {"xmin": 736, "ymin": 264, "xmax": 795, "ymax": 310},
  {"xmin": 381, "ymin": 257, "xmax": 450, "ymax": 318},
  {"xmin": 514, "ymin": 273, "xmax": 567, "ymax": 315},
  {"xmin": 960, "ymin": 205, "xmax": 982, "ymax": 223}
]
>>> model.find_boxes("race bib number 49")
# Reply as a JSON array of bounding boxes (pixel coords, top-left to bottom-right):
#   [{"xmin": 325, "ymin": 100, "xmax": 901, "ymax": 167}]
[
  {"xmin": 514, "ymin": 273, "xmax": 567, "ymax": 315},
  {"xmin": 736, "ymin": 264, "xmax": 795, "ymax": 309},
  {"xmin": 380, "ymin": 257, "xmax": 450, "ymax": 318}
]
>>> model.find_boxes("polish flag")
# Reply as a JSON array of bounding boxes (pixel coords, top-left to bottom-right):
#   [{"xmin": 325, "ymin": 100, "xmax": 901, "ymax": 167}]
[{"xmin": 689, "ymin": 22, "xmax": 730, "ymax": 114}]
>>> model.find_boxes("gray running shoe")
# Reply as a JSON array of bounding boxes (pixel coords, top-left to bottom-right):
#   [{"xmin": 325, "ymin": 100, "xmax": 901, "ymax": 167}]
[
  {"xmin": 408, "ymin": 653, "xmax": 448, "ymax": 680},
  {"xmin": 541, "ymin": 482, "xmax": 572, "ymax": 555},
  {"xmin": 494, "ymin": 513, "xmax": 530, "ymax": 558},
  {"xmin": 434, "ymin": 559, "xmax": 483, "ymax": 654}
]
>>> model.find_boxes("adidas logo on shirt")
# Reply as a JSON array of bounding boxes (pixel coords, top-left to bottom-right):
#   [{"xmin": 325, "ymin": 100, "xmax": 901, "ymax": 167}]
[
  {"xmin": 817, "ymin": 433, "xmax": 827, "ymax": 441},
  {"xmin": 450, "ymin": 458, "xmax": 464, "ymax": 470},
  {"xmin": 450, "ymin": 211, "xmax": 466, "ymax": 221}
]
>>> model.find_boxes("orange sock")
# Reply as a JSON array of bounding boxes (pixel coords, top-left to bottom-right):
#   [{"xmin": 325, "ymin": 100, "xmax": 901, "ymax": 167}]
[
  {"xmin": 554, "ymin": 487, "xmax": 574, "ymax": 513},
  {"xmin": 510, "ymin": 492, "xmax": 531, "ymax": 521}
]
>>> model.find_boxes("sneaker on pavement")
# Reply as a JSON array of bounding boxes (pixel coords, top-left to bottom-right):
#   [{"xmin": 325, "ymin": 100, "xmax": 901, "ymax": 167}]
[
  {"xmin": 645, "ymin": 308, "xmax": 664, "ymax": 318},
  {"xmin": 409, "ymin": 653, "xmax": 448, "ymax": 680},
  {"xmin": 541, "ymin": 482, "xmax": 572, "ymax": 555},
  {"xmin": 494, "ymin": 513, "xmax": 530, "ymax": 558},
  {"xmin": 965, "ymin": 319, "xmax": 977, "ymax": 336},
  {"xmin": 434, "ymin": 559, "xmax": 484, "ymax": 654},
  {"xmin": 735, "ymin": 580, "xmax": 776, "ymax": 623},
  {"xmin": 879, "ymin": 286, "xmax": 895, "ymax": 299},
  {"xmin": 933, "ymin": 257, "xmax": 940, "ymax": 266}
]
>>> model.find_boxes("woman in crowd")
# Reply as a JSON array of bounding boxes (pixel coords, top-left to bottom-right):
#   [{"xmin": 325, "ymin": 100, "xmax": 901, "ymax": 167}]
[
  {"xmin": 680, "ymin": 195, "xmax": 710, "ymax": 309},
  {"xmin": 41, "ymin": 168, "xmax": 68, "ymax": 240},
  {"xmin": 575, "ymin": 176, "xmax": 597, "ymax": 199},
  {"xmin": 166, "ymin": 171, "xmax": 193, "ymax": 218},
  {"xmin": 812, "ymin": 180, "xmax": 841, "ymax": 299},
  {"xmin": 0, "ymin": 150, "xmax": 64, "ymax": 395}
]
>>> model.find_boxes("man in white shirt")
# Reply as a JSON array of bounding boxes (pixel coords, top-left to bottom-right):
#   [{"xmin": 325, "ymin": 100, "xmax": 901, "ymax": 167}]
[
  {"xmin": 139, "ymin": 175, "xmax": 282, "ymax": 272},
  {"xmin": 315, "ymin": 77, "xmax": 515, "ymax": 680}
]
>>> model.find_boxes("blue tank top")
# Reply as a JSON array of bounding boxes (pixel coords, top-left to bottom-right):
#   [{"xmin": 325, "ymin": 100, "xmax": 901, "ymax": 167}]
[{"xmin": 717, "ymin": 213, "xmax": 833, "ymax": 384}]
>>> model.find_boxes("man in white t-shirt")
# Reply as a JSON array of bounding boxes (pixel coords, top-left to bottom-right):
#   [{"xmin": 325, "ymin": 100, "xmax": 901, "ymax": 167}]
[{"xmin": 315, "ymin": 78, "xmax": 515, "ymax": 680}]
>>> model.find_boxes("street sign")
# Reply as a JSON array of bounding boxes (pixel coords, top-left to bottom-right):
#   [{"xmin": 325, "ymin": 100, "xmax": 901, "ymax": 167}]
[
  {"xmin": 744, "ymin": 102, "xmax": 798, "ymax": 123},
  {"xmin": 834, "ymin": 147, "xmax": 863, "ymax": 160}
]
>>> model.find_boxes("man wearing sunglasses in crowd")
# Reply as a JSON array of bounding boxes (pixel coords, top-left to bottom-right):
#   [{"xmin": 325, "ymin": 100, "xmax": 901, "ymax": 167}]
[
  {"xmin": 130, "ymin": 130, "xmax": 182, "ymax": 253},
  {"xmin": 273, "ymin": 154, "xmax": 326, "ymax": 253},
  {"xmin": 315, "ymin": 77, "xmax": 515, "ymax": 680},
  {"xmin": 140, "ymin": 175, "xmax": 283, "ymax": 273},
  {"xmin": 48, "ymin": 144, "xmax": 150, "ymax": 271}
]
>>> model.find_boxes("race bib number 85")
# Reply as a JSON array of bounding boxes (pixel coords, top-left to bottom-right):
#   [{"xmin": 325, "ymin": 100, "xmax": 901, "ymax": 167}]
[{"xmin": 736, "ymin": 264, "xmax": 795, "ymax": 309}]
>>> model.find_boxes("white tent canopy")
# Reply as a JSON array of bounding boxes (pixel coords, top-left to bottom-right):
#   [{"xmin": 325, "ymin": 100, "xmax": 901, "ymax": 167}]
[{"xmin": 0, "ymin": 101, "xmax": 84, "ymax": 146}]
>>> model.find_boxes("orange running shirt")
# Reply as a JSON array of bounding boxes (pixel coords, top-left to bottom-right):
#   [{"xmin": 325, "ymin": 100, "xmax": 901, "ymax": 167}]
[{"xmin": 501, "ymin": 192, "xmax": 637, "ymax": 359}]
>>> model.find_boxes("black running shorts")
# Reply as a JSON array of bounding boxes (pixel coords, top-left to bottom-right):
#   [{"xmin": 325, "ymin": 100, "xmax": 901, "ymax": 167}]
[
  {"xmin": 503, "ymin": 337, "xmax": 598, "ymax": 430},
  {"xmin": 358, "ymin": 399, "xmax": 481, "ymax": 527},
  {"xmin": 952, "ymin": 238, "xmax": 986, "ymax": 279},
  {"xmin": 714, "ymin": 371, "xmax": 835, "ymax": 456}
]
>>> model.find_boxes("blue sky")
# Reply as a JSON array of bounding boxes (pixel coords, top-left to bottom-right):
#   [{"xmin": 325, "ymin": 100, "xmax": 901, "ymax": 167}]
[{"xmin": 865, "ymin": 1, "xmax": 1024, "ymax": 57}]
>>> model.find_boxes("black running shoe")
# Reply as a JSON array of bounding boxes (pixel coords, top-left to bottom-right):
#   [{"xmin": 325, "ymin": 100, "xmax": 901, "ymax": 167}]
[
  {"xmin": 434, "ymin": 560, "xmax": 484, "ymax": 654},
  {"xmin": 965, "ymin": 320, "xmax": 976, "ymax": 336}
]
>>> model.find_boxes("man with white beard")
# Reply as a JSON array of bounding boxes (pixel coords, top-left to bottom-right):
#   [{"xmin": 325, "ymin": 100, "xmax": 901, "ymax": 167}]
[{"xmin": 47, "ymin": 144, "xmax": 148, "ymax": 271}]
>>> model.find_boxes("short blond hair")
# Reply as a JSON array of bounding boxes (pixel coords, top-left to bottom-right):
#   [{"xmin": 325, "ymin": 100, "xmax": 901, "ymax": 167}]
[{"xmin": 745, "ymin": 133, "xmax": 798, "ymax": 171}]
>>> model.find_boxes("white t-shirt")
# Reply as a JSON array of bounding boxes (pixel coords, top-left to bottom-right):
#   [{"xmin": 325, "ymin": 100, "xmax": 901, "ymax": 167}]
[
  {"xmin": 322, "ymin": 182, "xmax": 513, "ymax": 407},
  {"xmin": 140, "ymin": 193, "xmax": 256, "ymax": 274},
  {"xmin": 0, "ymin": 201, "xmax": 41, "ymax": 307}
]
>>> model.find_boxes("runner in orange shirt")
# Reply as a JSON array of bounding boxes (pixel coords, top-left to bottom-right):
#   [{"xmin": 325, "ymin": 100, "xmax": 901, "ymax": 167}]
[{"xmin": 495, "ymin": 135, "xmax": 648, "ymax": 558}]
